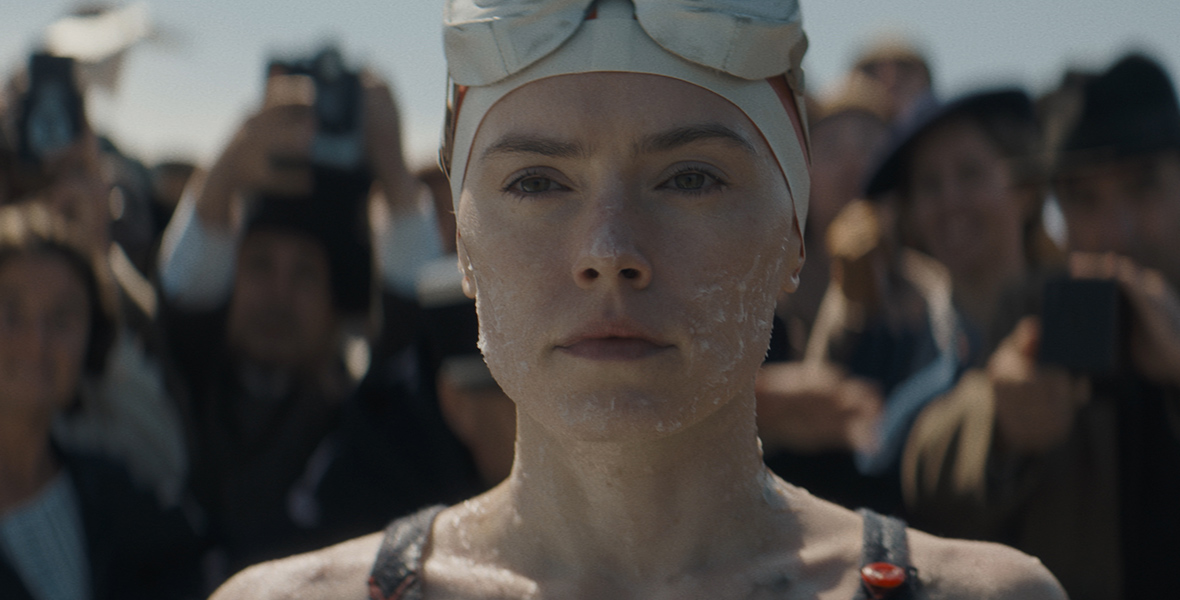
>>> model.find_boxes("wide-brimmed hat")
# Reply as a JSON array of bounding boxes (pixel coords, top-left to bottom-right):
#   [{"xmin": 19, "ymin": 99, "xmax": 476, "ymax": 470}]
[
  {"xmin": 1054, "ymin": 53, "xmax": 1180, "ymax": 174},
  {"xmin": 864, "ymin": 89, "xmax": 1037, "ymax": 198}
]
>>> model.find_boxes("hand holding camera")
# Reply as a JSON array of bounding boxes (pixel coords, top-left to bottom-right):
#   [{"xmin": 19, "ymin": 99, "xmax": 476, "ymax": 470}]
[
  {"xmin": 992, "ymin": 251, "xmax": 1180, "ymax": 456},
  {"xmin": 196, "ymin": 46, "xmax": 416, "ymax": 229},
  {"xmin": 1068, "ymin": 252, "xmax": 1180, "ymax": 389},
  {"xmin": 990, "ymin": 316, "xmax": 1090, "ymax": 455},
  {"xmin": 755, "ymin": 360, "xmax": 884, "ymax": 454},
  {"xmin": 13, "ymin": 53, "xmax": 111, "ymax": 252},
  {"xmin": 359, "ymin": 72, "xmax": 420, "ymax": 217}
]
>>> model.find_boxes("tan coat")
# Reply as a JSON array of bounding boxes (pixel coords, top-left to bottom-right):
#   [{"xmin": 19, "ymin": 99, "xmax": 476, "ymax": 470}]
[{"xmin": 901, "ymin": 369, "xmax": 1129, "ymax": 600}]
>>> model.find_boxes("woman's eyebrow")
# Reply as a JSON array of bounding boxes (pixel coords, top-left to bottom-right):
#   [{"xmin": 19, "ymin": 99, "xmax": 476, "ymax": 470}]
[
  {"xmin": 637, "ymin": 123, "xmax": 756, "ymax": 155},
  {"xmin": 481, "ymin": 134, "xmax": 584, "ymax": 160}
]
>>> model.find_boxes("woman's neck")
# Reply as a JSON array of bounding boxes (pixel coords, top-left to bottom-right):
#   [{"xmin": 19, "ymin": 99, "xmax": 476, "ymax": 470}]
[{"xmin": 450, "ymin": 391, "xmax": 801, "ymax": 587}]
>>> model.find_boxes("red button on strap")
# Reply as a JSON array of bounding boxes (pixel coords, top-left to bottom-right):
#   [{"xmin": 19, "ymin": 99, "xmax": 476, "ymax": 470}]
[{"xmin": 861, "ymin": 561, "xmax": 907, "ymax": 589}]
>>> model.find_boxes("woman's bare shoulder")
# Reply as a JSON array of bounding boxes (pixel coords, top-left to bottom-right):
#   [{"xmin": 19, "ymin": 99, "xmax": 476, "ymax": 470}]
[
  {"xmin": 908, "ymin": 528, "xmax": 1066, "ymax": 600},
  {"xmin": 209, "ymin": 532, "xmax": 384, "ymax": 600}
]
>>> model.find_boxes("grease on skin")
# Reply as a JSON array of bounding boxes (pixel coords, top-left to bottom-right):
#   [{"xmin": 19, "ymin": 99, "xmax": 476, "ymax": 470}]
[{"xmin": 457, "ymin": 73, "xmax": 800, "ymax": 444}]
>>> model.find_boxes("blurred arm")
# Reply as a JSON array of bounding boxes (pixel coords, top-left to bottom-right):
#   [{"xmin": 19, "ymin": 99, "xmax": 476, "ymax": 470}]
[
  {"xmin": 373, "ymin": 185, "xmax": 443, "ymax": 298},
  {"xmin": 156, "ymin": 173, "xmax": 239, "ymax": 310}
]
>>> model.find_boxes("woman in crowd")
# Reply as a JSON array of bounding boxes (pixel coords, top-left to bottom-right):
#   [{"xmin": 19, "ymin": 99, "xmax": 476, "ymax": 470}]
[
  {"xmin": 211, "ymin": 1, "xmax": 1064, "ymax": 598},
  {"xmin": 0, "ymin": 202, "xmax": 199, "ymax": 600},
  {"xmin": 864, "ymin": 89, "xmax": 1058, "ymax": 354}
]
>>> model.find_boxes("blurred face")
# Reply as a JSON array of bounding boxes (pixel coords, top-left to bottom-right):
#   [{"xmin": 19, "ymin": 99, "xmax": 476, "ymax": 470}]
[
  {"xmin": 227, "ymin": 230, "xmax": 337, "ymax": 369},
  {"xmin": 809, "ymin": 111, "xmax": 889, "ymax": 239},
  {"xmin": 858, "ymin": 58, "xmax": 929, "ymax": 120},
  {"xmin": 906, "ymin": 118, "xmax": 1027, "ymax": 280},
  {"xmin": 0, "ymin": 253, "xmax": 92, "ymax": 419},
  {"xmin": 457, "ymin": 73, "xmax": 801, "ymax": 441},
  {"xmin": 1056, "ymin": 151, "xmax": 1180, "ymax": 285},
  {"xmin": 32, "ymin": 133, "xmax": 111, "ymax": 252}
]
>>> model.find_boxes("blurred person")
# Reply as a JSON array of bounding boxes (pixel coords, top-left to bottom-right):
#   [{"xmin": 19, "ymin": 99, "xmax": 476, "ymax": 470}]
[
  {"xmin": 416, "ymin": 252, "xmax": 516, "ymax": 488},
  {"xmin": 829, "ymin": 87, "xmax": 1049, "ymax": 507},
  {"xmin": 156, "ymin": 61, "xmax": 478, "ymax": 578},
  {"xmin": 760, "ymin": 88, "xmax": 1051, "ymax": 515},
  {"xmin": 149, "ymin": 160, "xmax": 196, "ymax": 230},
  {"xmin": 865, "ymin": 88, "xmax": 1054, "ymax": 348},
  {"xmin": 902, "ymin": 53, "xmax": 1180, "ymax": 600},
  {"xmin": 0, "ymin": 202, "xmax": 199, "ymax": 600},
  {"xmin": 757, "ymin": 198, "xmax": 953, "ymax": 515},
  {"xmin": 96, "ymin": 136, "xmax": 159, "ymax": 275},
  {"xmin": 212, "ymin": 1, "xmax": 1064, "ymax": 598},
  {"xmin": 1, "ymin": 53, "xmax": 187, "ymax": 506},
  {"xmin": 851, "ymin": 35, "xmax": 936, "ymax": 130},
  {"xmin": 413, "ymin": 162, "xmax": 514, "ymax": 488},
  {"xmin": 435, "ymin": 356, "xmax": 515, "ymax": 487},
  {"xmin": 754, "ymin": 80, "xmax": 905, "ymax": 513},
  {"xmin": 779, "ymin": 75, "xmax": 892, "ymax": 344},
  {"xmin": 415, "ymin": 163, "xmax": 456, "ymax": 255}
]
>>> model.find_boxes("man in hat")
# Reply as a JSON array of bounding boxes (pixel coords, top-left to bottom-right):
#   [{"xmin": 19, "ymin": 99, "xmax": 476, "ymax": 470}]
[{"xmin": 903, "ymin": 53, "xmax": 1180, "ymax": 600}]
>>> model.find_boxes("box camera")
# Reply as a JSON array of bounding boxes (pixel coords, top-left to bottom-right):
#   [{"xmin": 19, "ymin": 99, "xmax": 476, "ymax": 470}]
[
  {"xmin": 18, "ymin": 53, "xmax": 84, "ymax": 165},
  {"xmin": 1038, "ymin": 277, "xmax": 1126, "ymax": 376},
  {"xmin": 268, "ymin": 46, "xmax": 365, "ymax": 173}
]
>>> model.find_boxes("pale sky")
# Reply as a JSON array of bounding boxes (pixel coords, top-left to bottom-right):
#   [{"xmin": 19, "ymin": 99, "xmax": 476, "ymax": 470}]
[{"xmin": 2, "ymin": 0, "xmax": 1177, "ymax": 168}]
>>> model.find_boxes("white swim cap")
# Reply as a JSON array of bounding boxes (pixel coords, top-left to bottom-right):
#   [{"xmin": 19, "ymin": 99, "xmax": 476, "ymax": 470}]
[{"xmin": 441, "ymin": 0, "xmax": 811, "ymax": 231}]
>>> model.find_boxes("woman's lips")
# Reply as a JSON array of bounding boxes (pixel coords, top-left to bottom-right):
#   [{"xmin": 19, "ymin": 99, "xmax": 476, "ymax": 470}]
[
  {"xmin": 558, "ymin": 336, "xmax": 671, "ymax": 360},
  {"xmin": 557, "ymin": 321, "xmax": 672, "ymax": 360}
]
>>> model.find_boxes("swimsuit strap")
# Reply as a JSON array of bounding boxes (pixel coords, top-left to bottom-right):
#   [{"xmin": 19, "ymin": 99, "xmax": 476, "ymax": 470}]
[
  {"xmin": 368, "ymin": 505, "xmax": 919, "ymax": 599},
  {"xmin": 368, "ymin": 505, "xmax": 445, "ymax": 600},
  {"xmin": 852, "ymin": 508, "xmax": 919, "ymax": 600}
]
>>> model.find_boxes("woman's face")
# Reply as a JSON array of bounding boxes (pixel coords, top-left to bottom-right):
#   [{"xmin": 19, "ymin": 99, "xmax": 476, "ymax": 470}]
[
  {"xmin": 906, "ymin": 118, "xmax": 1026, "ymax": 279},
  {"xmin": 0, "ymin": 253, "xmax": 92, "ymax": 420},
  {"xmin": 457, "ymin": 73, "xmax": 801, "ymax": 441}
]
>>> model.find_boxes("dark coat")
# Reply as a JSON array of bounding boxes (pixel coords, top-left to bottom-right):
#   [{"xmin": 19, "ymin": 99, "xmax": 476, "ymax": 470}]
[
  {"xmin": 0, "ymin": 450, "xmax": 201, "ymax": 600},
  {"xmin": 902, "ymin": 370, "xmax": 1180, "ymax": 600}
]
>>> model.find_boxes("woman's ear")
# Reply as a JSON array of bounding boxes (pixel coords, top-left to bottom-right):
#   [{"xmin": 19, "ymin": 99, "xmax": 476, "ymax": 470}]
[
  {"xmin": 456, "ymin": 234, "xmax": 477, "ymax": 299},
  {"xmin": 782, "ymin": 215, "xmax": 806, "ymax": 293}
]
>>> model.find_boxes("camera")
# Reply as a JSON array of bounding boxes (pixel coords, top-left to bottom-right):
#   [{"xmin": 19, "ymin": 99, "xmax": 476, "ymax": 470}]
[
  {"xmin": 1038, "ymin": 277, "xmax": 1126, "ymax": 376},
  {"xmin": 267, "ymin": 46, "xmax": 366, "ymax": 174},
  {"xmin": 265, "ymin": 46, "xmax": 372, "ymax": 218},
  {"xmin": 18, "ymin": 53, "xmax": 84, "ymax": 165}
]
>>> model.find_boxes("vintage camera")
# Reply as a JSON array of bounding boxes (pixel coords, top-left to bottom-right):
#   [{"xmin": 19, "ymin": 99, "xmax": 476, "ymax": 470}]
[
  {"xmin": 266, "ymin": 46, "xmax": 372, "ymax": 221},
  {"xmin": 18, "ymin": 53, "xmax": 85, "ymax": 165},
  {"xmin": 268, "ymin": 46, "xmax": 366, "ymax": 174},
  {"xmin": 1038, "ymin": 277, "xmax": 1127, "ymax": 376}
]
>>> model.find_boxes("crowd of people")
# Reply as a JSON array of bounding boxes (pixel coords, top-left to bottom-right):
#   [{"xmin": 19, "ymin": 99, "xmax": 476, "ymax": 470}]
[{"xmin": 0, "ymin": 2, "xmax": 1177, "ymax": 599}]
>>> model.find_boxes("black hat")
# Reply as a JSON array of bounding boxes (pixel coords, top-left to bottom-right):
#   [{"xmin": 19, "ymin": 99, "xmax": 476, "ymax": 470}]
[
  {"xmin": 245, "ymin": 168, "xmax": 373, "ymax": 316},
  {"xmin": 1055, "ymin": 53, "xmax": 1180, "ymax": 173},
  {"xmin": 864, "ymin": 89, "xmax": 1037, "ymax": 198}
]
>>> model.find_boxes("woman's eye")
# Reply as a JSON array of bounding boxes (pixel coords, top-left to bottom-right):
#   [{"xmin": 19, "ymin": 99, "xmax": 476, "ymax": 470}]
[
  {"xmin": 507, "ymin": 173, "xmax": 566, "ymax": 195},
  {"xmin": 662, "ymin": 168, "xmax": 722, "ymax": 193},
  {"xmin": 672, "ymin": 172, "xmax": 707, "ymax": 190},
  {"xmin": 519, "ymin": 176, "xmax": 554, "ymax": 193}
]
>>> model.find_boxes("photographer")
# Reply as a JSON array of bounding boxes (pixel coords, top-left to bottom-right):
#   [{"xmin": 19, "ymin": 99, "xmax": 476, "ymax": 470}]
[
  {"xmin": 902, "ymin": 53, "xmax": 1180, "ymax": 600},
  {"xmin": 2, "ymin": 53, "xmax": 188, "ymax": 508},
  {"xmin": 156, "ymin": 54, "xmax": 478, "ymax": 580}
]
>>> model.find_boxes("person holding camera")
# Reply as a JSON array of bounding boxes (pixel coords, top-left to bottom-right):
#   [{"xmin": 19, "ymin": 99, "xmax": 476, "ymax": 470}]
[
  {"xmin": 156, "ymin": 58, "xmax": 479, "ymax": 581},
  {"xmin": 901, "ymin": 53, "xmax": 1180, "ymax": 600},
  {"xmin": 0, "ymin": 202, "xmax": 201, "ymax": 600},
  {"xmin": 1, "ymin": 53, "xmax": 190, "ymax": 509}
]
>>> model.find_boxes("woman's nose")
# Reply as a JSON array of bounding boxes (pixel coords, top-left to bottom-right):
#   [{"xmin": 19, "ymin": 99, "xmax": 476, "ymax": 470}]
[{"xmin": 571, "ymin": 198, "xmax": 652, "ymax": 290}]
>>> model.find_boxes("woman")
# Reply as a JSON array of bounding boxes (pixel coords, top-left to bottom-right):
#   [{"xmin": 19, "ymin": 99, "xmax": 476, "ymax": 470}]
[
  {"xmin": 212, "ymin": 1, "xmax": 1063, "ymax": 598},
  {"xmin": 0, "ymin": 202, "xmax": 199, "ymax": 600},
  {"xmin": 864, "ymin": 89, "xmax": 1056, "ymax": 352}
]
